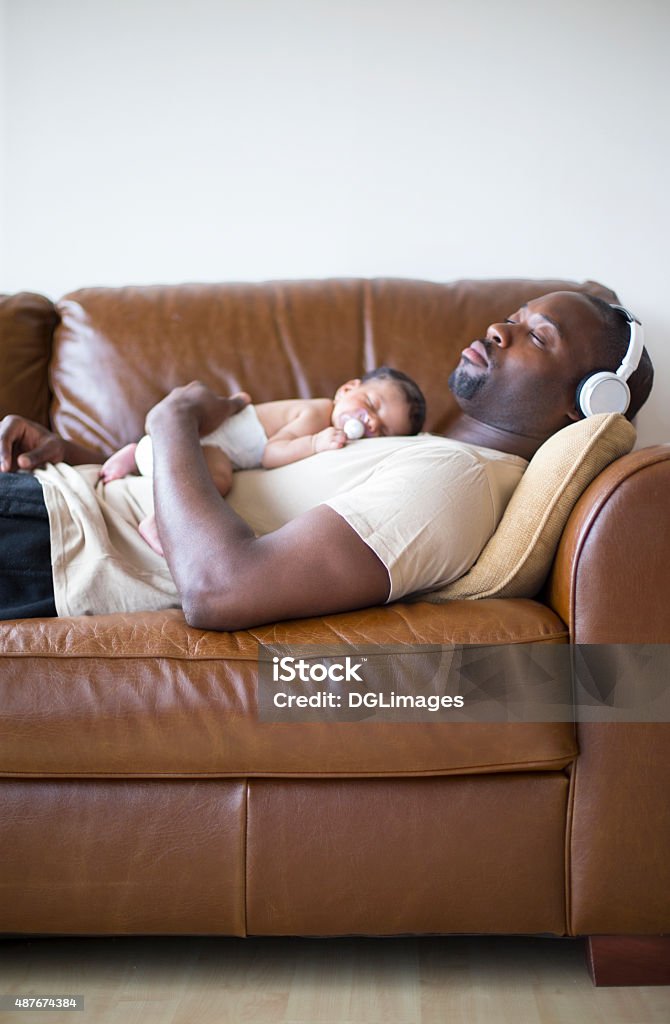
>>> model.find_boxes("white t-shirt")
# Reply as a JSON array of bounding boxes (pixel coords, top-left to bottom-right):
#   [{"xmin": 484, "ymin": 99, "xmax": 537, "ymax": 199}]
[{"xmin": 35, "ymin": 435, "xmax": 526, "ymax": 617}]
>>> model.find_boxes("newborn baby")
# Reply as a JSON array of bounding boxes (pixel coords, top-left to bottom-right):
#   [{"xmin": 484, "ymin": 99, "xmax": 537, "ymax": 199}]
[{"xmin": 100, "ymin": 366, "xmax": 426, "ymax": 554}]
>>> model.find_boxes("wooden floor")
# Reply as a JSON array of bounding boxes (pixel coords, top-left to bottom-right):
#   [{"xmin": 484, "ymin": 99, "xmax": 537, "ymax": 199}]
[{"xmin": 1, "ymin": 935, "xmax": 669, "ymax": 1024}]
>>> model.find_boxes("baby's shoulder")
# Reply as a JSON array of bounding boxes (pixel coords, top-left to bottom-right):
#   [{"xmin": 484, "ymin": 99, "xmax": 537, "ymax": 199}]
[
  {"xmin": 255, "ymin": 396, "xmax": 333, "ymax": 436},
  {"xmin": 299, "ymin": 396, "xmax": 334, "ymax": 417},
  {"xmin": 276, "ymin": 396, "xmax": 332, "ymax": 420},
  {"xmin": 287, "ymin": 397, "xmax": 333, "ymax": 430}
]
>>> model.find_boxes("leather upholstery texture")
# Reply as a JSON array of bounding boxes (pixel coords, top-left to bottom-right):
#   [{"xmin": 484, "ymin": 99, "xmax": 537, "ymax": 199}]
[
  {"xmin": 568, "ymin": 724, "xmax": 670, "ymax": 935},
  {"xmin": 546, "ymin": 451, "xmax": 670, "ymax": 935},
  {"xmin": 1, "ymin": 276, "xmax": 667, "ymax": 941},
  {"xmin": 0, "ymin": 601, "xmax": 573, "ymax": 777},
  {"xmin": 0, "ymin": 292, "xmax": 58, "ymax": 425},
  {"xmin": 50, "ymin": 277, "xmax": 615, "ymax": 453},
  {"xmin": 246, "ymin": 775, "xmax": 569, "ymax": 936},
  {"xmin": 0, "ymin": 780, "xmax": 246, "ymax": 935}
]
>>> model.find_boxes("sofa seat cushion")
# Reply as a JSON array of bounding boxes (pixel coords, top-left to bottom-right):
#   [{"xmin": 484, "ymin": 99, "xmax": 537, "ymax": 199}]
[{"xmin": 0, "ymin": 601, "xmax": 574, "ymax": 778}]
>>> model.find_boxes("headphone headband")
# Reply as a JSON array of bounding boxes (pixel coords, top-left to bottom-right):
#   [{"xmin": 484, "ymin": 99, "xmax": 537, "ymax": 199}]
[{"xmin": 609, "ymin": 304, "xmax": 644, "ymax": 382}]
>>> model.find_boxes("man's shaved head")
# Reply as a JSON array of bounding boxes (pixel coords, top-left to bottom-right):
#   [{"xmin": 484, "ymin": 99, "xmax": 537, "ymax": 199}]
[
  {"xmin": 578, "ymin": 294, "xmax": 653, "ymax": 420},
  {"xmin": 448, "ymin": 290, "xmax": 654, "ymax": 447}
]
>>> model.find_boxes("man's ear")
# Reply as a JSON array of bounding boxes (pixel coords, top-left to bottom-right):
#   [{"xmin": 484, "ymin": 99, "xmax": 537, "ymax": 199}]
[
  {"xmin": 566, "ymin": 379, "xmax": 586, "ymax": 423},
  {"xmin": 334, "ymin": 379, "xmax": 361, "ymax": 400}
]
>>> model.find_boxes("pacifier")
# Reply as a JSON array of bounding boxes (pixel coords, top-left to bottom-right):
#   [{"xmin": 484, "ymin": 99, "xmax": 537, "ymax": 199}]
[{"xmin": 343, "ymin": 416, "xmax": 365, "ymax": 440}]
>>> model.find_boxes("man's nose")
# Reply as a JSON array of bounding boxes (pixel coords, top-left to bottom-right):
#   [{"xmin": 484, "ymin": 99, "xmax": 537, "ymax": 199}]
[{"xmin": 486, "ymin": 322, "xmax": 512, "ymax": 348}]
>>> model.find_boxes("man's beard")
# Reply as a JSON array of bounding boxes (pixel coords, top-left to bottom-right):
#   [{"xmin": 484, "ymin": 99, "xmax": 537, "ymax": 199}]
[{"xmin": 448, "ymin": 365, "xmax": 489, "ymax": 401}]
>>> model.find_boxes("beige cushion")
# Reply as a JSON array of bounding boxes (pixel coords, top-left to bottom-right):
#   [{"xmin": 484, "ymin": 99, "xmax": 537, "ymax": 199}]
[{"xmin": 421, "ymin": 413, "xmax": 636, "ymax": 602}]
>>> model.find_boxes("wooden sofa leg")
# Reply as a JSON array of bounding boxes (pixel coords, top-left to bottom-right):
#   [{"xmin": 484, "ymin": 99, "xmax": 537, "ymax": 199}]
[{"xmin": 586, "ymin": 935, "xmax": 670, "ymax": 986}]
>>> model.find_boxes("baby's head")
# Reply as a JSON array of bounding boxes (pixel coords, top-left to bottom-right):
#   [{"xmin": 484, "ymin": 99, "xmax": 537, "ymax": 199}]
[{"xmin": 331, "ymin": 367, "xmax": 426, "ymax": 439}]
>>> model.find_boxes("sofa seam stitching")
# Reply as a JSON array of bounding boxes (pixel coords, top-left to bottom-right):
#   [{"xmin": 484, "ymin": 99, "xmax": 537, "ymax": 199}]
[
  {"xmin": 564, "ymin": 737, "xmax": 578, "ymax": 936},
  {"xmin": 0, "ymin": 630, "xmax": 571, "ymax": 660},
  {"xmin": 243, "ymin": 778, "xmax": 249, "ymax": 937},
  {"xmin": 0, "ymin": 756, "xmax": 576, "ymax": 779}
]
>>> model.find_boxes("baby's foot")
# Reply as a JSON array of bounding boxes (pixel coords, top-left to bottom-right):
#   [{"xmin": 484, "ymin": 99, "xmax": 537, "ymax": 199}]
[
  {"xmin": 99, "ymin": 443, "xmax": 139, "ymax": 482},
  {"xmin": 138, "ymin": 514, "xmax": 165, "ymax": 557}
]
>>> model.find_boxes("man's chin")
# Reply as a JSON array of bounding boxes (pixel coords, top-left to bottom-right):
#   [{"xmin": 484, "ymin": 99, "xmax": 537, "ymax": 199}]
[{"xmin": 448, "ymin": 366, "xmax": 487, "ymax": 402}]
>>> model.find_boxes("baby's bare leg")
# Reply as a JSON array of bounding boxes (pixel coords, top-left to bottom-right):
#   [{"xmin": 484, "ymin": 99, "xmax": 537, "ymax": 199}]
[
  {"xmin": 202, "ymin": 445, "xmax": 234, "ymax": 496},
  {"xmin": 137, "ymin": 447, "xmax": 232, "ymax": 558},
  {"xmin": 138, "ymin": 513, "xmax": 164, "ymax": 557},
  {"xmin": 100, "ymin": 442, "xmax": 139, "ymax": 482}
]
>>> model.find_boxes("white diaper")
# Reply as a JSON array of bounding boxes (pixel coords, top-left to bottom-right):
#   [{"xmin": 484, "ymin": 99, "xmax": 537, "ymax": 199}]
[{"xmin": 135, "ymin": 403, "xmax": 268, "ymax": 476}]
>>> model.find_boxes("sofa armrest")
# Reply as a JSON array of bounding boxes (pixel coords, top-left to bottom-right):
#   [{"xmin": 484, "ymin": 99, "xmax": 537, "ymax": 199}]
[
  {"xmin": 546, "ymin": 445, "xmax": 670, "ymax": 935},
  {"xmin": 546, "ymin": 445, "xmax": 670, "ymax": 643}
]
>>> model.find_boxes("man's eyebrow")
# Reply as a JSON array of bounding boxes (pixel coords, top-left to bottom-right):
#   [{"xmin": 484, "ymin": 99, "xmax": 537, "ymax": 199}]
[{"xmin": 519, "ymin": 304, "xmax": 564, "ymax": 337}]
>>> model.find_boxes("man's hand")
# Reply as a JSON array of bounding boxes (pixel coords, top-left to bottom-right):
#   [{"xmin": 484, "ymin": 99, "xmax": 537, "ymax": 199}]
[
  {"xmin": 147, "ymin": 387, "xmax": 390, "ymax": 631},
  {"xmin": 0, "ymin": 415, "xmax": 67, "ymax": 472},
  {"xmin": 146, "ymin": 381, "xmax": 251, "ymax": 438}
]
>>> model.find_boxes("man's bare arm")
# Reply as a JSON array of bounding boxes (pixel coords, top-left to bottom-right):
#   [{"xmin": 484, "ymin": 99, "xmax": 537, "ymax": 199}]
[{"xmin": 147, "ymin": 384, "xmax": 390, "ymax": 631}]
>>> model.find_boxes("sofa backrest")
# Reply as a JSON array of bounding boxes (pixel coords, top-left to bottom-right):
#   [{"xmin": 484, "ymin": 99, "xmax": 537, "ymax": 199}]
[
  {"xmin": 2, "ymin": 278, "xmax": 617, "ymax": 456},
  {"xmin": 0, "ymin": 292, "xmax": 59, "ymax": 426}
]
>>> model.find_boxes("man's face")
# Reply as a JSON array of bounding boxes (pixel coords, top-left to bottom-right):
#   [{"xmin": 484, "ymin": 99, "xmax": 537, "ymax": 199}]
[{"xmin": 448, "ymin": 291, "xmax": 610, "ymax": 440}]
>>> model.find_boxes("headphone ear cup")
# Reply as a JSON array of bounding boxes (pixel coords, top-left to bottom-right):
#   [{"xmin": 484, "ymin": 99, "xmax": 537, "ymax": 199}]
[{"xmin": 576, "ymin": 371, "xmax": 631, "ymax": 417}]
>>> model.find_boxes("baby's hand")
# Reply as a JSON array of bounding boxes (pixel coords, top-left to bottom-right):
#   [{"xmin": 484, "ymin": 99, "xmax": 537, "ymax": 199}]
[{"xmin": 313, "ymin": 427, "xmax": 347, "ymax": 453}]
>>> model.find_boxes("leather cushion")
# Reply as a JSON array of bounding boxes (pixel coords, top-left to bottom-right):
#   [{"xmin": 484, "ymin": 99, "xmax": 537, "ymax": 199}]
[
  {"xmin": 246, "ymin": 774, "xmax": 569, "ymax": 936},
  {"xmin": 0, "ymin": 601, "xmax": 575, "ymax": 778},
  {"xmin": 0, "ymin": 292, "xmax": 58, "ymax": 425}
]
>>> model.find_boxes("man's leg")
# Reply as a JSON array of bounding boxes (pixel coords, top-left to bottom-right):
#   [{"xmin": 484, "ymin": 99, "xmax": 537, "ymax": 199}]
[{"xmin": 0, "ymin": 473, "xmax": 57, "ymax": 619}]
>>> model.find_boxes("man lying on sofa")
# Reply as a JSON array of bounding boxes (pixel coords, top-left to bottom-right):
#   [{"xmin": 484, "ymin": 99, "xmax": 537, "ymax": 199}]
[{"xmin": 0, "ymin": 291, "xmax": 653, "ymax": 630}]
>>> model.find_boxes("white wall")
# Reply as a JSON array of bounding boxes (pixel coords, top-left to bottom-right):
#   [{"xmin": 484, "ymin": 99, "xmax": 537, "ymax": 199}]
[{"xmin": 2, "ymin": 0, "xmax": 669, "ymax": 445}]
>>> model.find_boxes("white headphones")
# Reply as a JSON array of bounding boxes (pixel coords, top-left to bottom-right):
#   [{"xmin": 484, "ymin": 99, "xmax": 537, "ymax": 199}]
[{"xmin": 576, "ymin": 304, "xmax": 644, "ymax": 417}]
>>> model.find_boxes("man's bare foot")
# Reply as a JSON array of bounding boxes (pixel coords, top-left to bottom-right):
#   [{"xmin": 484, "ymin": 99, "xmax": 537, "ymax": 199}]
[
  {"xmin": 138, "ymin": 513, "xmax": 164, "ymax": 557},
  {"xmin": 100, "ymin": 442, "xmax": 139, "ymax": 482}
]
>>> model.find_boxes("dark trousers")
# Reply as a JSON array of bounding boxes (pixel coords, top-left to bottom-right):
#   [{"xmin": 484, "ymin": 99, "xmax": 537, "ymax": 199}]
[{"xmin": 0, "ymin": 473, "xmax": 57, "ymax": 620}]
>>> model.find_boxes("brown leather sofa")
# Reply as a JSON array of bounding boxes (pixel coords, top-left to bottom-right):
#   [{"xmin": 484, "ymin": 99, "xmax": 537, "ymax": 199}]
[{"xmin": 1, "ymin": 277, "xmax": 668, "ymax": 986}]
